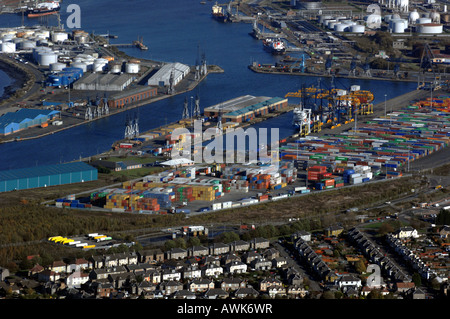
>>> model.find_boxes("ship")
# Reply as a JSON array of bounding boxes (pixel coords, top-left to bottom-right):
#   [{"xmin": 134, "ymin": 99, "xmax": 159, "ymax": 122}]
[
  {"xmin": 26, "ymin": 1, "xmax": 60, "ymax": 18},
  {"xmin": 263, "ymin": 38, "xmax": 286, "ymax": 55},
  {"xmin": 211, "ymin": 2, "xmax": 227, "ymax": 22}
]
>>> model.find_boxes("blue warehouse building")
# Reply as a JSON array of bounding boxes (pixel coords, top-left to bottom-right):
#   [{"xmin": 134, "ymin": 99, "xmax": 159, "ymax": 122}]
[
  {"xmin": 0, "ymin": 162, "xmax": 98, "ymax": 193},
  {"xmin": 0, "ymin": 108, "xmax": 61, "ymax": 136}
]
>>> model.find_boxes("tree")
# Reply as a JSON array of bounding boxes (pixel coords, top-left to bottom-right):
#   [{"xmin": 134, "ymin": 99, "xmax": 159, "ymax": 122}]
[{"xmin": 412, "ymin": 272, "xmax": 422, "ymax": 287}]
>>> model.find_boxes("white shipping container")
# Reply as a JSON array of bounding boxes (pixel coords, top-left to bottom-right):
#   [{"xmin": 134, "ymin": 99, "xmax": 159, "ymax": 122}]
[
  {"xmin": 76, "ymin": 243, "xmax": 88, "ymax": 247},
  {"xmin": 69, "ymin": 241, "xmax": 81, "ymax": 246}
]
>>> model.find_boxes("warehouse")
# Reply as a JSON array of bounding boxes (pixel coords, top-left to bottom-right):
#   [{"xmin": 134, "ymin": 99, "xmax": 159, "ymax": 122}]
[
  {"xmin": 0, "ymin": 108, "xmax": 61, "ymax": 136},
  {"xmin": 72, "ymin": 73, "xmax": 134, "ymax": 91},
  {"xmin": 147, "ymin": 62, "xmax": 190, "ymax": 87},
  {"xmin": 0, "ymin": 162, "xmax": 98, "ymax": 193},
  {"xmin": 203, "ymin": 95, "xmax": 288, "ymax": 123},
  {"xmin": 107, "ymin": 85, "xmax": 158, "ymax": 108}
]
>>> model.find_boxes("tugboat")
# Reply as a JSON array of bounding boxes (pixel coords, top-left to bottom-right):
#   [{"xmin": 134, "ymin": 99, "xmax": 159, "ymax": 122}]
[
  {"xmin": 263, "ymin": 38, "xmax": 286, "ymax": 55},
  {"xmin": 26, "ymin": 1, "xmax": 60, "ymax": 18},
  {"xmin": 211, "ymin": 2, "xmax": 227, "ymax": 22}
]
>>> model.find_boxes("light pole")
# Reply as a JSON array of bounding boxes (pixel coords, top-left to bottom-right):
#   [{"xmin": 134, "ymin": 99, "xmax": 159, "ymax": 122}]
[{"xmin": 384, "ymin": 94, "xmax": 387, "ymax": 118}]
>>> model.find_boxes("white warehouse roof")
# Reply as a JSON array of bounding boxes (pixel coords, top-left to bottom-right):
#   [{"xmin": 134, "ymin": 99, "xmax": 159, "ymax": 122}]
[{"xmin": 147, "ymin": 62, "xmax": 190, "ymax": 87}]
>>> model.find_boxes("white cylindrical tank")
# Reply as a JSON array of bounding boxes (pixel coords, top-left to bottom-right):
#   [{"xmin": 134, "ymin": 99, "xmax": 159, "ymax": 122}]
[
  {"xmin": 93, "ymin": 58, "xmax": 108, "ymax": 72},
  {"xmin": 334, "ymin": 24, "xmax": 348, "ymax": 32},
  {"xmin": 71, "ymin": 62, "xmax": 88, "ymax": 72},
  {"xmin": 50, "ymin": 62, "xmax": 66, "ymax": 72},
  {"xmin": 417, "ymin": 23, "xmax": 443, "ymax": 34},
  {"xmin": 389, "ymin": 20, "xmax": 406, "ymax": 33},
  {"xmin": 126, "ymin": 62, "xmax": 140, "ymax": 74},
  {"xmin": 38, "ymin": 52, "xmax": 58, "ymax": 66},
  {"xmin": 51, "ymin": 32, "xmax": 68, "ymax": 43},
  {"xmin": 409, "ymin": 10, "xmax": 420, "ymax": 24},
  {"xmin": 0, "ymin": 42, "xmax": 16, "ymax": 53},
  {"xmin": 109, "ymin": 62, "xmax": 122, "ymax": 73},
  {"xmin": 20, "ymin": 40, "xmax": 36, "ymax": 50},
  {"xmin": 326, "ymin": 20, "xmax": 337, "ymax": 28},
  {"xmin": 318, "ymin": 15, "xmax": 333, "ymax": 24},
  {"xmin": 350, "ymin": 24, "xmax": 365, "ymax": 33},
  {"xmin": 417, "ymin": 17, "xmax": 432, "ymax": 24}
]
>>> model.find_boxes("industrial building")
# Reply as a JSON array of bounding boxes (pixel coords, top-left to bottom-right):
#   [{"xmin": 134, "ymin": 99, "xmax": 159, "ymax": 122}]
[
  {"xmin": 0, "ymin": 108, "xmax": 61, "ymax": 136},
  {"xmin": 147, "ymin": 62, "xmax": 190, "ymax": 87},
  {"xmin": 203, "ymin": 95, "xmax": 288, "ymax": 123},
  {"xmin": 0, "ymin": 162, "xmax": 98, "ymax": 193},
  {"xmin": 72, "ymin": 73, "xmax": 135, "ymax": 91},
  {"xmin": 107, "ymin": 85, "xmax": 158, "ymax": 108}
]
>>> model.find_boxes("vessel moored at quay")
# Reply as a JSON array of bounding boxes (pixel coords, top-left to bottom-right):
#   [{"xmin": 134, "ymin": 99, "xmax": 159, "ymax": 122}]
[{"xmin": 25, "ymin": 0, "xmax": 60, "ymax": 18}]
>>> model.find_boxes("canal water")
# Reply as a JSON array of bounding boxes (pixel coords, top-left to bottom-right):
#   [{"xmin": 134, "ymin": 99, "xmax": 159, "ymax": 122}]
[{"xmin": 0, "ymin": 0, "xmax": 418, "ymax": 170}]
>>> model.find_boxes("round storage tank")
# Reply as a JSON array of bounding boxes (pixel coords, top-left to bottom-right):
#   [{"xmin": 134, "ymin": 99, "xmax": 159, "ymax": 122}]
[
  {"xmin": 1, "ymin": 42, "xmax": 16, "ymax": 53},
  {"xmin": 93, "ymin": 58, "xmax": 108, "ymax": 72},
  {"xmin": 334, "ymin": 24, "xmax": 348, "ymax": 32},
  {"xmin": 350, "ymin": 24, "xmax": 365, "ymax": 33},
  {"xmin": 389, "ymin": 20, "xmax": 406, "ymax": 33},
  {"xmin": 318, "ymin": 15, "xmax": 333, "ymax": 24},
  {"xmin": 126, "ymin": 62, "xmax": 140, "ymax": 74},
  {"xmin": 20, "ymin": 40, "xmax": 36, "ymax": 50},
  {"xmin": 50, "ymin": 62, "xmax": 66, "ymax": 72},
  {"xmin": 326, "ymin": 20, "xmax": 336, "ymax": 28},
  {"xmin": 109, "ymin": 62, "xmax": 122, "ymax": 74},
  {"xmin": 71, "ymin": 62, "xmax": 87, "ymax": 72},
  {"xmin": 417, "ymin": 23, "xmax": 443, "ymax": 34},
  {"xmin": 38, "ymin": 52, "xmax": 58, "ymax": 66},
  {"xmin": 417, "ymin": 18, "xmax": 432, "ymax": 24},
  {"xmin": 51, "ymin": 32, "xmax": 68, "ymax": 43},
  {"xmin": 48, "ymin": 74, "xmax": 62, "ymax": 86}
]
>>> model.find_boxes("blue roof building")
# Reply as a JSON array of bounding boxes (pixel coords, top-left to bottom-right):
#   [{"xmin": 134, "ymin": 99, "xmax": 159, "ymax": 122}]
[
  {"xmin": 0, "ymin": 162, "xmax": 98, "ymax": 193},
  {"xmin": 0, "ymin": 108, "xmax": 61, "ymax": 135}
]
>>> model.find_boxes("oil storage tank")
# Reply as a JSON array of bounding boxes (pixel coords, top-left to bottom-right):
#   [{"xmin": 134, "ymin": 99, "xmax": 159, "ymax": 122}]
[
  {"xmin": 0, "ymin": 42, "xmax": 16, "ymax": 53},
  {"xmin": 50, "ymin": 62, "xmax": 67, "ymax": 72},
  {"xmin": 417, "ymin": 23, "xmax": 443, "ymax": 34},
  {"xmin": 350, "ymin": 24, "xmax": 365, "ymax": 33},
  {"xmin": 126, "ymin": 60, "xmax": 140, "ymax": 74},
  {"xmin": 71, "ymin": 62, "xmax": 88, "ymax": 73},
  {"xmin": 37, "ymin": 51, "xmax": 58, "ymax": 66}
]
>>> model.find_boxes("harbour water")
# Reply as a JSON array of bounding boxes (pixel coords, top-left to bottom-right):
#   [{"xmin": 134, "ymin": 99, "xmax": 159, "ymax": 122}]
[
  {"xmin": 0, "ymin": 0, "xmax": 418, "ymax": 170},
  {"xmin": 0, "ymin": 69, "xmax": 12, "ymax": 98}
]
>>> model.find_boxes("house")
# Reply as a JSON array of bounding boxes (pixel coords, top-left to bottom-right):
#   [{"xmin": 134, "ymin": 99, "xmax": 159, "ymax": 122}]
[
  {"xmin": 272, "ymin": 257, "xmax": 287, "ymax": 268},
  {"xmin": 242, "ymin": 251, "xmax": 261, "ymax": 264},
  {"xmin": 202, "ymin": 263, "xmax": 223, "ymax": 277},
  {"xmin": 204, "ymin": 288, "xmax": 229, "ymax": 299},
  {"xmin": 250, "ymin": 258, "xmax": 272, "ymax": 271},
  {"xmin": 225, "ymin": 261, "xmax": 247, "ymax": 274},
  {"xmin": 28, "ymin": 264, "xmax": 44, "ymax": 278},
  {"xmin": 167, "ymin": 248, "xmax": 188, "ymax": 260},
  {"xmin": 287, "ymin": 285, "xmax": 307, "ymax": 298},
  {"xmin": 234, "ymin": 287, "xmax": 259, "ymax": 298},
  {"xmin": 130, "ymin": 280, "xmax": 156, "ymax": 296},
  {"xmin": 173, "ymin": 290, "xmax": 197, "ymax": 299},
  {"xmin": 89, "ymin": 266, "xmax": 127, "ymax": 281},
  {"xmin": 108, "ymin": 273, "xmax": 129, "ymax": 289},
  {"xmin": 220, "ymin": 277, "xmax": 247, "ymax": 291},
  {"xmin": 66, "ymin": 271, "xmax": 89, "ymax": 288},
  {"xmin": 267, "ymin": 286, "xmax": 286, "ymax": 298},
  {"xmin": 263, "ymin": 248, "xmax": 280, "ymax": 260},
  {"xmin": 439, "ymin": 225, "xmax": 450, "ymax": 239},
  {"xmin": 138, "ymin": 249, "xmax": 165, "ymax": 264},
  {"xmin": 325, "ymin": 225, "xmax": 344, "ymax": 237},
  {"xmin": 395, "ymin": 281, "xmax": 415, "ymax": 294},
  {"xmin": 66, "ymin": 258, "xmax": 90, "ymax": 273},
  {"xmin": 0, "ymin": 267, "xmax": 10, "ymax": 281},
  {"xmin": 393, "ymin": 226, "xmax": 419, "ymax": 239},
  {"xmin": 90, "ymin": 255, "xmax": 105, "ymax": 269},
  {"xmin": 338, "ymin": 275, "xmax": 362, "ymax": 291},
  {"xmin": 161, "ymin": 268, "xmax": 182, "ymax": 281},
  {"xmin": 291, "ymin": 230, "xmax": 311, "ymax": 242},
  {"xmin": 251, "ymin": 237, "xmax": 270, "ymax": 250},
  {"xmin": 50, "ymin": 260, "xmax": 67, "ymax": 273},
  {"xmin": 188, "ymin": 245, "xmax": 209, "ymax": 257},
  {"xmin": 159, "ymin": 280, "xmax": 183, "ymax": 296},
  {"xmin": 89, "ymin": 281, "xmax": 115, "ymax": 298},
  {"xmin": 201, "ymin": 256, "xmax": 221, "ymax": 266},
  {"xmin": 37, "ymin": 270, "xmax": 61, "ymax": 282},
  {"xmin": 188, "ymin": 278, "xmax": 215, "ymax": 293},
  {"xmin": 91, "ymin": 160, "xmax": 143, "ymax": 172},
  {"xmin": 182, "ymin": 266, "xmax": 202, "ymax": 280},
  {"xmin": 229, "ymin": 240, "xmax": 250, "ymax": 252},
  {"xmin": 209, "ymin": 242, "xmax": 230, "ymax": 255},
  {"xmin": 221, "ymin": 253, "xmax": 241, "ymax": 266},
  {"xmin": 413, "ymin": 288, "xmax": 426, "ymax": 299},
  {"xmin": 259, "ymin": 277, "xmax": 283, "ymax": 292}
]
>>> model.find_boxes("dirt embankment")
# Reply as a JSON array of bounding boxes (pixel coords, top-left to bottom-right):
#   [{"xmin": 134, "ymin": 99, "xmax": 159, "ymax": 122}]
[{"xmin": 0, "ymin": 55, "xmax": 35, "ymax": 106}]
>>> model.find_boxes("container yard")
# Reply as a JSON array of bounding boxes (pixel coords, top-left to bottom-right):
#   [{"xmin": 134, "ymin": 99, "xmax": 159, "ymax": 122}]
[{"xmin": 47, "ymin": 92, "xmax": 450, "ymax": 215}]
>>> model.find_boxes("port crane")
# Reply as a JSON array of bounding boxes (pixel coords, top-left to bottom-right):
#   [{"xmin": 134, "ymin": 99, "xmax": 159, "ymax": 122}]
[{"xmin": 285, "ymin": 79, "xmax": 374, "ymax": 128}]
